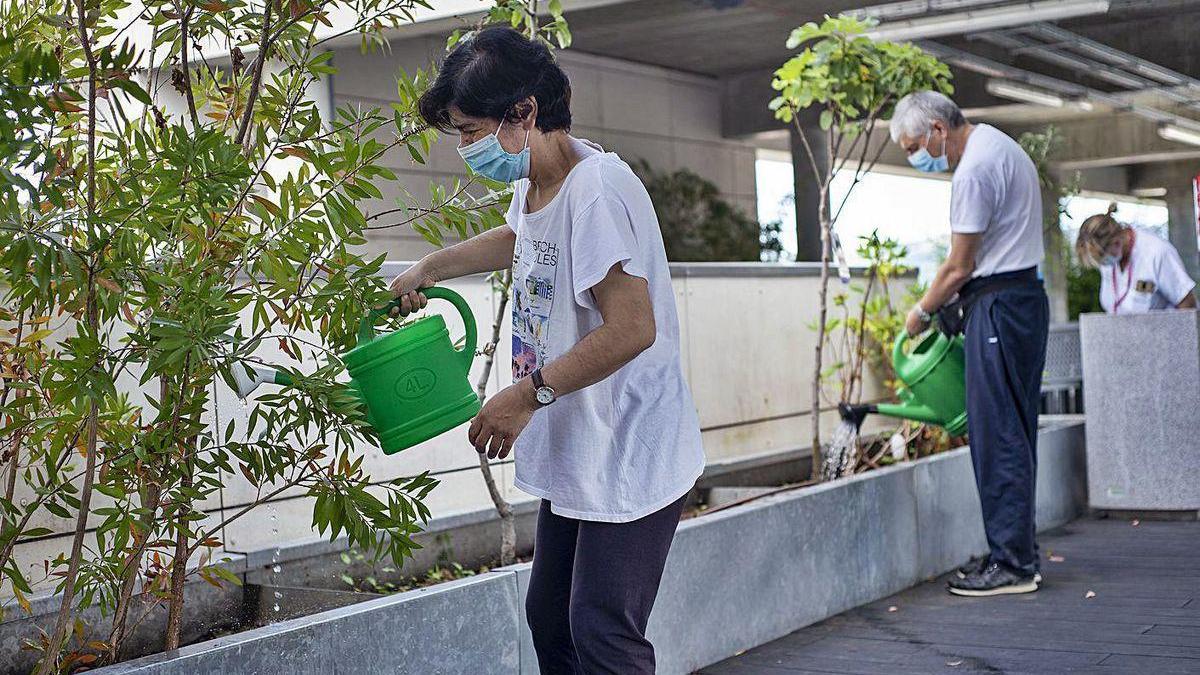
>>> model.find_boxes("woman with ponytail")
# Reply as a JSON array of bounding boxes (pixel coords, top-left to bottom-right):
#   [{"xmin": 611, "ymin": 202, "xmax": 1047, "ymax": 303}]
[
  {"xmin": 1075, "ymin": 203, "xmax": 1196, "ymax": 313},
  {"xmin": 388, "ymin": 26, "xmax": 702, "ymax": 673}
]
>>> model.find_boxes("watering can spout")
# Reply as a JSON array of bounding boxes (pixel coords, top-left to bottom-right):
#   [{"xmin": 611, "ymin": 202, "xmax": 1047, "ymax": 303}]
[
  {"xmin": 838, "ymin": 402, "xmax": 877, "ymax": 430},
  {"xmin": 231, "ymin": 365, "xmax": 293, "ymax": 399},
  {"xmin": 839, "ymin": 400, "xmax": 952, "ymax": 432},
  {"xmin": 873, "ymin": 401, "xmax": 943, "ymax": 427}
]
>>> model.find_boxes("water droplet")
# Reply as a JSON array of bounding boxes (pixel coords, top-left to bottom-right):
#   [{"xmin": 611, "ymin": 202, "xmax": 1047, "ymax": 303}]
[
  {"xmin": 19, "ymin": 498, "xmax": 27, "ymax": 507},
  {"xmin": 272, "ymin": 565, "xmax": 281, "ymax": 574},
  {"xmin": 273, "ymin": 590, "xmax": 282, "ymax": 599},
  {"xmin": 272, "ymin": 603, "xmax": 280, "ymax": 612}
]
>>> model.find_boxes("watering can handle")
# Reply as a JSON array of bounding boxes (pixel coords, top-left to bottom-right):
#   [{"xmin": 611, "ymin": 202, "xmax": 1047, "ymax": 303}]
[
  {"xmin": 360, "ymin": 287, "xmax": 478, "ymax": 372},
  {"xmin": 892, "ymin": 332, "xmax": 910, "ymax": 373}
]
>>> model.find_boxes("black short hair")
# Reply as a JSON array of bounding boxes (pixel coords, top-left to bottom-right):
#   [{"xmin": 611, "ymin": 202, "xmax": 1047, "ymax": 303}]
[{"xmin": 418, "ymin": 26, "xmax": 572, "ymax": 134}]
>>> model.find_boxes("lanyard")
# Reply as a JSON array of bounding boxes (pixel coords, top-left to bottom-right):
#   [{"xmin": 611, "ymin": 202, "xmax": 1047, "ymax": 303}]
[{"xmin": 1110, "ymin": 231, "xmax": 1137, "ymax": 312}]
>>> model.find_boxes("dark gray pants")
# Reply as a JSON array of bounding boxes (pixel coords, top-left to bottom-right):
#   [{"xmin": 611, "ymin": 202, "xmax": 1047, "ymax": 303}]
[
  {"xmin": 964, "ymin": 274, "xmax": 1049, "ymax": 577},
  {"xmin": 525, "ymin": 495, "xmax": 685, "ymax": 675}
]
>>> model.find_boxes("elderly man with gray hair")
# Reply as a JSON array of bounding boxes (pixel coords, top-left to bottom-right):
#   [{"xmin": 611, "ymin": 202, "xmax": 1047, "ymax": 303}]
[{"xmin": 891, "ymin": 91, "xmax": 1048, "ymax": 597}]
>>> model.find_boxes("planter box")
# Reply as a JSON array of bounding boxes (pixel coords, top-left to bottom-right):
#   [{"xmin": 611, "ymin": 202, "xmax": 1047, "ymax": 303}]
[
  {"xmin": 1080, "ymin": 310, "xmax": 1200, "ymax": 511},
  {"xmin": 94, "ymin": 421, "xmax": 1086, "ymax": 675}
]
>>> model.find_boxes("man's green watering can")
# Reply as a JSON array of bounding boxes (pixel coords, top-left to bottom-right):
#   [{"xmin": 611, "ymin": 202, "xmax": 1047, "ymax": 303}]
[
  {"xmin": 840, "ymin": 330, "xmax": 968, "ymax": 436},
  {"xmin": 232, "ymin": 287, "xmax": 481, "ymax": 454}
]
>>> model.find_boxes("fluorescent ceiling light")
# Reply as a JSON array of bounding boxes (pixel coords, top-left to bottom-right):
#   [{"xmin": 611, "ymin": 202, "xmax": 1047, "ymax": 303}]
[
  {"xmin": 1131, "ymin": 187, "xmax": 1167, "ymax": 198},
  {"xmin": 986, "ymin": 79, "xmax": 1065, "ymax": 107},
  {"xmin": 865, "ymin": 0, "xmax": 1111, "ymax": 41},
  {"xmin": 1158, "ymin": 123, "xmax": 1200, "ymax": 147}
]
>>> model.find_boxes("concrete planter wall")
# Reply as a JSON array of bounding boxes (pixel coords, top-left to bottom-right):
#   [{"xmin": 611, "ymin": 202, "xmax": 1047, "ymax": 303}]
[
  {"xmin": 1080, "ymin": 309, "xmax": 1200, "ymax": 511},
  {"xmin": 94, "ymin": 420, "xmax": 1086, "ymax": 675}
]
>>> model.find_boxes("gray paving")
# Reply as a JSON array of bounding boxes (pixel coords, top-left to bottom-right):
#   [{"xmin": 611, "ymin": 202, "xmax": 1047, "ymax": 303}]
[{"xmin": 701, "ymin": 518, "xmax": 1200, "ymax": 675}]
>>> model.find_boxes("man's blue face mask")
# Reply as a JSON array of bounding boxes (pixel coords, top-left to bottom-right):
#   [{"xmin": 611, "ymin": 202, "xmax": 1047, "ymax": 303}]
[
  {"xmin": 457, "ymin": 119, "xmax": 530, "ymax": 183},
  {"xmin": 907, "ymin": 129, "xmax": 949, "ymax": 173}
]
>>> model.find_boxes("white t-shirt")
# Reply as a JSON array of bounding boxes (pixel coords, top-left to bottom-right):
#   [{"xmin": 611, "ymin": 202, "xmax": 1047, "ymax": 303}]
[
  {"xmin": 506, "ymin": 142, "xmax": 705, "ymax": 523},
  {"xmin": 949, "ymin": 124, "xmax": 1045, "ymax": 277},
  {"xmin": 1099, "ymin": 229, "xmax": 1196, "ymax": 314}
]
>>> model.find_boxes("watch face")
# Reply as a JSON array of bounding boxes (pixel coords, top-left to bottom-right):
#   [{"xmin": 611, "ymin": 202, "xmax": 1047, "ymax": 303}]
[{"xmin": 535, "ymin": 387, "xmax": 555, "ymax": 405}]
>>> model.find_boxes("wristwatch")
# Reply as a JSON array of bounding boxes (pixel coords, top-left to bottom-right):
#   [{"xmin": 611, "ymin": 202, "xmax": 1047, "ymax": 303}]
[{"xmin": 531, "ymin": 368, "xmax": 556, "ymax": 406}]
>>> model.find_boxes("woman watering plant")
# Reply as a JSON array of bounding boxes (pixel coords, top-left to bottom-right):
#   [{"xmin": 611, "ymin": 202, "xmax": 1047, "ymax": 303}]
[
  {"xmin": 389, "ymin": 26, "xmax": 704, "ymax": 673},
  {"xmin": 1075, "ymin": 205, "xmax": 1197, "ymax": 314}
]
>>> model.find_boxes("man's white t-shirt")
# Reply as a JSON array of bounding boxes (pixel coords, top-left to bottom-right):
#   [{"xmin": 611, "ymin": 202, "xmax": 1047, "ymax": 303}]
[
  {"xmin": 949, "ymin": 124, "xmax": 1045, "ymax": 277},
  {"xmin": 506, "ymin": 141, "xmax": 705, "ymax": 523},
  {"xmin": 1099, "ymin": 229, "xmax": 1196, "ymax": 314}
]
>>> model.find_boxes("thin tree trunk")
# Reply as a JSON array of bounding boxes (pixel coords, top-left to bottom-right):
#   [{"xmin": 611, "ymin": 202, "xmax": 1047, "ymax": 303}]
[
  {"xmin": 39, "ymin": 394, "xmax": 99, "ymax": 674},
  {"xmin": 164, "ymin": 389, "xmax": 199, "ymax": 651},
  {"xmin": 235, "ymin": 0, "xmax": 274, "ymax": 149},
  {"xmin": 108, "ymin": 375, "xmax": 169, "ymax": 660},
  {"xmin": 474, "ymin": 272, "xmax": 516, "ymax": 566},
  {"xmin": 810, "ymin": 209, "xmax": 831, "ymax": 482},
  {"xmin": 37, "ymin": 5, "xmax": 100, "ymax": 669},
  {"xmin": 176, "ymin": 4, "xmax": 199, "ymax": 129},
  {"xmin": 848, "ymin": 269, "xmax": 876, "ymax": 404},
  {"xmin": 163, "ymin": 469, "xmax": 190, "ymax": 650},
  {"xmin": 2, "ymin": 311, "xmax": 23, "ymax": 507},
  {"xmin": 106, "ymin": 479, "xmax": 161, "ymax": 662}
]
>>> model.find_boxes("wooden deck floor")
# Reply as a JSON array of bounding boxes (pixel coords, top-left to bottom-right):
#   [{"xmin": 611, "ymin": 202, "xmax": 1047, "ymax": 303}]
[{"xmin": 701, "ymin": 518, "xmax": 1200, "ymax": 675}]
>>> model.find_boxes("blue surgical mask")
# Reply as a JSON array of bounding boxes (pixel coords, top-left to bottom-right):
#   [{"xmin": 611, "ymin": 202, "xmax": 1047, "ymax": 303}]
[
  {"xmin": 907, "ymin": 130, "xmax": 949, "ymax": 173},
  {"xmin": 457, "ymin": 120, "xmax": 530, "ymax": 183}
]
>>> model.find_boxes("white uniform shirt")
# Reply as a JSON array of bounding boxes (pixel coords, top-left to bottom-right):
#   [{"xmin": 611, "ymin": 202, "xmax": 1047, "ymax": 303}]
[
  {"xmin": 1099, "ymin": 229, "xmax": 1196, "ymax": 314},
  {"xmin": 505, "ymin": 141, "xmax": 705, "ymax": 523},
  {"xmin": 949, "ymin": 124, "xmax": 1045, "ymax": 277}
]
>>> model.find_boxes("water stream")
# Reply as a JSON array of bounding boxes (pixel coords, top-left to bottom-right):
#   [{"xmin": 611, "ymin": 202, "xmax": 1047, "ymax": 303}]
[{"xmin": 822, "ymin": 419, "xmax": 860, "ymax": 481}]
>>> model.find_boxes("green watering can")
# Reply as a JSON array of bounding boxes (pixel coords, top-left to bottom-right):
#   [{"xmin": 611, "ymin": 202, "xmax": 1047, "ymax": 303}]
[
  {"xmin": 232, "ymin": 287, "xmax": 481, "ymax": 455},
  {"xmin": 839, "ymin": 330, "xmax": 968, "ymax": 436}
]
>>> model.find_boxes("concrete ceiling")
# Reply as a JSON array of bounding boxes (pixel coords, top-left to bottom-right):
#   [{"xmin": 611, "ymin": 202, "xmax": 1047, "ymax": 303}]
[
  {"xmin": 566, "ymin": 0, "xmax": 1200, "ymax": 82},
  {"xmin": 561, "ymin": 0, "xmax": 1200, "ymax": 182}
]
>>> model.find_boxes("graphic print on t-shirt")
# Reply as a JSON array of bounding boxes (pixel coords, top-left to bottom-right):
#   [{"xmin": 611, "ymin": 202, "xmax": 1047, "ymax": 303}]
[{"xmin": 511, "ymin": 234, "xmax": 558, "ymax": 379}]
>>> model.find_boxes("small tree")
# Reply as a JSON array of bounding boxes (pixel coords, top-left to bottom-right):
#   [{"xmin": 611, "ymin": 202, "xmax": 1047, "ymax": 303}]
[
  {"xmin": 831, "ymin": 231, "xmax": 917, "ymax": 399},
  {"xmin": 0, "ymin": 1, "xmax": 501, "ymax": 670},
  {"xmin": 818, "ymin": 231, "xmax": 925, "ymax": 479},
  {"xmin": 769, "ymin": 16, "xmax": 952, "ymax": 480}
]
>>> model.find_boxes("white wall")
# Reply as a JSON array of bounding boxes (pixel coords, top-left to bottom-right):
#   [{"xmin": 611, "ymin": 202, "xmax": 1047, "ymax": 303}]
[{"xmin": 6, "ymin": 264, "xmax": 909, "ymax": 593}]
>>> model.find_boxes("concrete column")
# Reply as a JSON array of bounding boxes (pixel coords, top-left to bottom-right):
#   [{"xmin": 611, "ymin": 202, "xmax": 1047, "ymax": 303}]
[
  {"xmin": 789, "ymin": 124, "xmax": 828, "ymax": 262},
  {"xmin": 1165, "ymin": 181, "xmax": 1200, "ymax": 282},
  {"xmin": 1041, "ymin": 184, "xmax": 1070, "ymax": 323}
]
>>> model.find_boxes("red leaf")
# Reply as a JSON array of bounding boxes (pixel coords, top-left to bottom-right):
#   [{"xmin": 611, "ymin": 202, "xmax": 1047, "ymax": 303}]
[{"xmin": 279, "ymin": 146, "xmax": 312, "ymax": 162}]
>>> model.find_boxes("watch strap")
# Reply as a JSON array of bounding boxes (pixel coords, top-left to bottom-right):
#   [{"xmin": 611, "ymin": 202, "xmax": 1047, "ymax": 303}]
[{"xmin": 531, "ymin": 368, "xmax": 545, "ymax": 390}]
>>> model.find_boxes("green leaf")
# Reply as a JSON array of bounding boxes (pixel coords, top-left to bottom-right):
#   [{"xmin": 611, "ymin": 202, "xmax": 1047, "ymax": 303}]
[
  {"xmin": 95, "ymin": 484, "xmax": 126, "ymax": 500},
  {"xmin": 108, "ymin": 77, "xmax": 153, "ymax": 106}
]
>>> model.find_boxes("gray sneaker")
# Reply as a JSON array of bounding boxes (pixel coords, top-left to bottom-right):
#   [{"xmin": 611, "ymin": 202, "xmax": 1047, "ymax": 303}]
[
  {"xmin": 956, "ymin": 556, "xmax": 1041, "ymax": 584},
  {"xmin": 948, "ymin": 562, "xmax": 1038, "ymax": 597}
]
